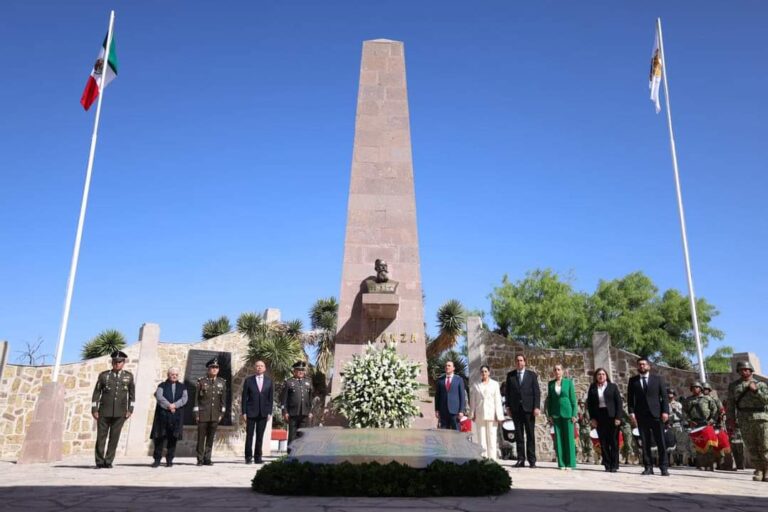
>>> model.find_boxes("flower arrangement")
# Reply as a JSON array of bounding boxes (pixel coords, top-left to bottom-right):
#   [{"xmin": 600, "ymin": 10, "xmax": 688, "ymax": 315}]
[{"xmin": 332, "ymin": 343, "xmax": 421, "ymax": 428}]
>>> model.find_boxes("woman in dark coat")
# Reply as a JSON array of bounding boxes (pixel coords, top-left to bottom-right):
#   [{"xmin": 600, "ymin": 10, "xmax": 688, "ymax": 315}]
[
  {"xmin": 586, "ymin": 367, "xmax": 623, "ymax": 472},
  {"xmin": 150, "ymin": 367, "xmax": 188, "ymax": 467}
]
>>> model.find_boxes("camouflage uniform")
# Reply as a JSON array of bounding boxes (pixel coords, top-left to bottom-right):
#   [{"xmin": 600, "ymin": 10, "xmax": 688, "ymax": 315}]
[
  {"xmin": 620, "ymin": 407, "xmax": 638, "ymax": 464},
  {"xmin": 577, "ymin": 403, "xmax": 592, "ymax": 463},
  {"xmin": 727, "ymin": 364, "xmax": 768, "ymax": 482},
  {"xmin": 668, "ymin": 396, "xmax": 691, "ymax": 466},
  {"xmin": 685, "ymin": 385, "xmax": 718, "ymax": 470}
]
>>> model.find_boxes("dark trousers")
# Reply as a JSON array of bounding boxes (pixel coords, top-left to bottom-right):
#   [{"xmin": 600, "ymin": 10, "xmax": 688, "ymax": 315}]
[
  {"xmin": 287, "ymin": 415, "xmax": 309, "ymax": 446},
  {"xmin": 513, "ymin": 409, "xmax": 536, "ymax": 464},
  {"xmin": 245, "ymin": 416, "xmax": 268, "ymax": 461},
  {"xmin": 638, "ymin": 414, "xmax": 667, "ymax": 469},
  {"xmin": 95, "ymin": 415, "xmax": 126, "ymax": 465},
  {"xmin": 196, "ymin": 420, "xmax": 219, "ymax": 463},
  {"xmin": 152, "ymin": 435, "xmax": 178, "ymax": 463},
  {"xmin": 438, "ymin": 411, "xmax": 460, "ymax": 430},
  {"xmin": 595, "ymin": 408, "xmax": 620, "ymax": 470}
]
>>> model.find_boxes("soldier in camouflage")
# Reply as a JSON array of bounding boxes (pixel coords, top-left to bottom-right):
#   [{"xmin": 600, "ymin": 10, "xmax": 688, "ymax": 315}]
[
  {"xmin": 194, "ymin": 357, "xmax": 227, "ymax": 466},
  {"xmin": 667, "ymin": 388, "xmax": 690, "ymax": 466},
  {"xmin": 727, "ymin": 361, "xmax": 768, "ymax": 482},
  {"xmin": 686, "ymin": 381, "xmax": 718, "ymax": 470},
  {"xmin": 576, "ymin": 399, "xmax": 592, "ymax": 463},
  {"xmin": 91, "ymin": 350, "xmax": 135, "ymax": 469},
  {"xmin": 281, "ymin": 361, "xmax": 313, "ymax": 446}
]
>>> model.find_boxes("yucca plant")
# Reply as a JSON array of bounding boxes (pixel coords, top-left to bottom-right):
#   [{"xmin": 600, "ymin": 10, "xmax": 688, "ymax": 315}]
[
  {"xmin": 426, "ymin": 299, "xmax": 466, "ymax": 358},
  {"xmin": 202, "ymin": 315, "xmax": 232, "ymax": 340},
  {"xmin": 244, "ymin": 322, "xmax": 305, "ymax": 382},
  {"xmin": 236, "ymin": 311, "xmax": 263, "ymax": 338},
  {"xmin": 81, "ymin": 329, "xmax": 127, "ymax": 359},
  {"xmin": 308, "ymin": 297, "xmax": 338, "ymax": 375}
]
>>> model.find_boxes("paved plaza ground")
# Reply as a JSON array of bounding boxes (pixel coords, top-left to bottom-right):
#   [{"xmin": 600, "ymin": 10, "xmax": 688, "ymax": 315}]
[{"xmin": 1, "ymin": 456, "xmax": 767, "ymax": 511}]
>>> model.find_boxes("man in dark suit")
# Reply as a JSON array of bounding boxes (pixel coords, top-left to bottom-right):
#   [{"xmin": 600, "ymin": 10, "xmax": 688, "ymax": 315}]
[
  {"xmin": 434, "ymin": 360, "xmax": 466, "ymax": 430},
  {"xmin": 505, "ymin": 353, "xmax": 541, "ymax": 467},
  {"xmin": 241, "ymin": 360, "xmax": 273, "ymax": 464},
  {"xmin": 627, "ymin": 357, "xmax": 670, "ymax": 476}
]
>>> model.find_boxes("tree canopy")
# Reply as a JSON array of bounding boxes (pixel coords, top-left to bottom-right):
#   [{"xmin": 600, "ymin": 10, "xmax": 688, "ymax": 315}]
[{"xmin": 489, "ymin": 269, "xmax": 725, "ymax": 368}]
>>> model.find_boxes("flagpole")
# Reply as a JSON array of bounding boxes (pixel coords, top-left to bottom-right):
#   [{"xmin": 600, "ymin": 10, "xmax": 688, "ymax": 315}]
[
  {"xmin": 656, "ymin": 17, "xmax": 707, "ymax": 383},
  {"xmin": 52, "ymin": 10, "xmax": 116, "ymax": 383}
]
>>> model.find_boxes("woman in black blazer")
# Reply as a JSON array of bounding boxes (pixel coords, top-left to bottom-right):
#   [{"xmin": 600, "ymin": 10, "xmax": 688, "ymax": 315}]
[{"xmin": 586, "ymin": 368, "xmax": 623, "ymax": 472}]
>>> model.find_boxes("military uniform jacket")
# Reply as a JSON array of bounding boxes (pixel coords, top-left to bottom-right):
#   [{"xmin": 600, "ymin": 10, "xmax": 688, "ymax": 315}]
[
  {"xmin": 91, "ymin": 370, "xmax": 136, "ymax": 417},
  {"xmin": 194, "ymin": 377, "xmax": 227, "ymax": 422},
  {"xmin": 727, "ymin": 379, "xmax": 768, "ymax": 422},
  {"xmin": 684, "ymin": 395, "xmax": 717, "ymax": 426},
  {"xmin": 281, "ymin": 377, "xmax": 312, "ymax": 416}
]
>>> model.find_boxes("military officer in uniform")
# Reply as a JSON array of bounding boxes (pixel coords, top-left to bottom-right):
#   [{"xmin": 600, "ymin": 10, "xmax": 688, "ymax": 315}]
[
  {"xmin": 194, "ymin": 357, "xmax": 227, "ymax": 466},
  {"xmin": 727, "ymin": 361, "xmax": 768, "ymax": 482},
  {"xmin": 281, "ymin": 361, "xmax": 313, "ymax": 446},
  {"xmin": 91, "ymin": 350, "xmax": 135, "ymax": 468}
]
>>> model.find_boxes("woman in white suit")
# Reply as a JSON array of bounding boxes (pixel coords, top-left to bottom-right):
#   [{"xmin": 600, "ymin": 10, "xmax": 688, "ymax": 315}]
[{"xmin": 470, "ymin": 365, "xmax": 505, "ymax": 460}]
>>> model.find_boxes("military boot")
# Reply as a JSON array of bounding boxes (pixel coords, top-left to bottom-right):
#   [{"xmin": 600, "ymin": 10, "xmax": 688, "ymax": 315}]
[{"xmin": 753, "ymin": 470, "xmax": 764, "ymax": 482}]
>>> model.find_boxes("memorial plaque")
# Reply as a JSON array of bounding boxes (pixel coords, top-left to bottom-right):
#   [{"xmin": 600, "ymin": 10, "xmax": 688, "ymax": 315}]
[{"xmin": 183, "ymin": 350, "xmax": 233, "ymax": 426}]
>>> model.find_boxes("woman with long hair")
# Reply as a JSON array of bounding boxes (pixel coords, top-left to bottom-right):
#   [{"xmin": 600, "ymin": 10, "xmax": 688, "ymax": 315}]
[{"xmin": 586, "ymin": 367, "xmax": 623, "ymax": 472}]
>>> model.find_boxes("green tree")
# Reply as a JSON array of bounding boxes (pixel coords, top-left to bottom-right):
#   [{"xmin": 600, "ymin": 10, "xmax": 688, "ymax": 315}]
[
  {"xmin": 489, "ymin": 269, "xmax": 591, "ymax": 348},
  {"xmin": 202, "ymin": 315, "xmax": 232, "ymax": 340},
  {"xmin": 704, "ymin": 345, "xmax": 735, "ymax": 373},
  {"xmin": 81, "ymin": 329, "xmax": 127, "ymax": 359}
]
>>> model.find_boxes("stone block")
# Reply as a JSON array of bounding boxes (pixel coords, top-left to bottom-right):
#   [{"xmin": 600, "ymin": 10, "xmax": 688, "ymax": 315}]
[{"xmin": 362, "ymin": 293, "xmax": 399, "ymax": 319}]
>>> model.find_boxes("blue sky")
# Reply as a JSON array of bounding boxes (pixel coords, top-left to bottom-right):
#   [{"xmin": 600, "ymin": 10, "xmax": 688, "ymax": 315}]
[{"xmin": 1, "ymin": 1, "xmax": 766, "ymax": 369}]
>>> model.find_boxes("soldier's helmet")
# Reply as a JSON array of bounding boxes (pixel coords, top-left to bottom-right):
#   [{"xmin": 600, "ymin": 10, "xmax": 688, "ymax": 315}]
[
  {"xmin": 736, "ymin": 361, "xmax": 755, "ymax": 372},
  {"xmin": 690, "ymin": 381, "xmax": 703, "ymax": 390},
  {"xmin": 702, "ymin": 382, "xmax": 713, "ymax": 391}
]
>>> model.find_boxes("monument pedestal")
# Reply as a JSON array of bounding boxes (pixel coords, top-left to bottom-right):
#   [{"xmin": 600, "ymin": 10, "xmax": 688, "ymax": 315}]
[
  {"xmin": 362, "ymin": 293, "xmax": 399, "ymax": 319},
  {"xmin": 17, "ymin": 381, "xmax": 66, "ymax": 464}
]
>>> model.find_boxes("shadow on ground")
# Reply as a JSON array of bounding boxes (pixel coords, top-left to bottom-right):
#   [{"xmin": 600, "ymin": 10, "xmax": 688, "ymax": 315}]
[{"xmin": 0, "ymin": 486, "xmax": 766, "ymax": 512}]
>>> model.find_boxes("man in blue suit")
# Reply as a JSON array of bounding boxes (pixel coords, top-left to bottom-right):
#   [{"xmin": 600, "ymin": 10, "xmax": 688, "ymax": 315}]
[
  {"xmin": 434, "ymin": 360, "xmax": 466, "ymax": 430},
  {"xmin": 241, "ymin": 360, "xmax": 273, "ymax": 464}
]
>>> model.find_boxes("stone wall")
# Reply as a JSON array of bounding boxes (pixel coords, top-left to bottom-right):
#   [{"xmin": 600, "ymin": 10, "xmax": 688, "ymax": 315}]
[
  {"xmin": 0, "ymin": 323, "xmax": 271, "ymax": 461},
  {"xmin": 467, "ymin": 319, "xmax": 761, "ymax": 462}
]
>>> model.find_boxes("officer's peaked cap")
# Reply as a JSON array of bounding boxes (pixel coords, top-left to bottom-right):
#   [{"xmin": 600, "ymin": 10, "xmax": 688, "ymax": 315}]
[
  {"xmin": 110, "ymin": 350, "xmax": 128, "ymax": 361},
  {"xmin": 206, "ymin": 357, "xmax": 220, "ymax": 368},
  {"xmin": 292, "ymin": 361, "xmax": 307, "ymax": 370}
]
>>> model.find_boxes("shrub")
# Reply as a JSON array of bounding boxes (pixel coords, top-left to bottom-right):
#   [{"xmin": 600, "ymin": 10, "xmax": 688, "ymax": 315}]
[
  {"xmin": 202, "ymin": 315, "xmax": 232, "ymax": 340},
  {"xmin": 81, "ymin": 329, "xmax": 127, "ymax": 359},
  {"xmin": 332, "ymin": 343, "xmax": 420, "ymax": 428},
  {"xmin": 252, "ymin": 459, "xmax": 511, "ymax": 496}
]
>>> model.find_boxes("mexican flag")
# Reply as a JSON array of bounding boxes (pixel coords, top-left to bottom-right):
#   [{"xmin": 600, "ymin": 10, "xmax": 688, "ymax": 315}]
[{"xmin": 80, "ymin": 34, "xmax": 118, "ymax": 111}]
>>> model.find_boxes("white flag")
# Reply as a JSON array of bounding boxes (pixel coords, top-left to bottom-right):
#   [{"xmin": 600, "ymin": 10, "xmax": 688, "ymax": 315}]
[{"xmin": 649, "ymin": 28, "xmax": 662, "ymax": 114}]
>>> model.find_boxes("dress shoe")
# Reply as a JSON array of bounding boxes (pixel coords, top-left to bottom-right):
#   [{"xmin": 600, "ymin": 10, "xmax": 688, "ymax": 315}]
[
  {"xmin": 515, "ymin": 460, "xmax": 525, "ymax": 468},
  {"xmin": 166, "ymin": 462, "xmax": 173, "ymax": 468},
  {"xmin": 255, "ymin": 457, "xmax": 264, "ymax": 464},
  {"xmin": 196, "ymin": 461, "xmax": 204, "ymax": 466},
  {"xmin": 641, "ymin": 468, "xmax": 653, "ymax": 475},
  {"xmin": 151, "ymin": 461, "xmax": 161, "ymax": 468},
  {"xmin": 104, "ymin": 463, "xmax": 113, "ymax": 469},
  {"xmin": 203, "ymin": 461, "xmax": 214, "ymax": 466},
  {"xmin": 528, "ymin": 463, "xmax": 537, "ymax": 468},
  {"xmin": 660, "ymin": 469, "xmax": 670, "ymax": 476},
  {"xmin": 245, "ymin": 458, "xmax": 253, "ymax": 465},
  {"xmin": 95, "ymin": 463, "xmax": 104, "ymax": 469}
]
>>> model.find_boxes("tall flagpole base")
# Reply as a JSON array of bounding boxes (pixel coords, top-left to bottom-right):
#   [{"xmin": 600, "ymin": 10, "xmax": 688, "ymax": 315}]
[{"xmin": 17, "ymin": 382, "xmax": 66, "ymax": 464}]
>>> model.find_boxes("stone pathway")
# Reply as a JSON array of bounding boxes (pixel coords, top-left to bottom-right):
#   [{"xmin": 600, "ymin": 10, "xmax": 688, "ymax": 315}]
[{"xmin": 1, "ymin": 457, "xmax": 767, "ymax": 511}]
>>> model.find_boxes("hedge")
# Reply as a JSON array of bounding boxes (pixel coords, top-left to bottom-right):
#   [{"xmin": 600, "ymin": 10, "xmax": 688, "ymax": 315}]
[{"xmin": 252, "ymin": 459, "xmax": 511, "ymax": 497}]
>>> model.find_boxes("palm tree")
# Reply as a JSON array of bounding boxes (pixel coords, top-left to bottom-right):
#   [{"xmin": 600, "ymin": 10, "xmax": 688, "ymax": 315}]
[
  {"xmin": 426, "ymin": 299, "xmax": 466, "ymax": 358},
  {"xmin": 81, "ymin": 329, "xmax": 127, "ymax": 359},
  {"xmin": 202, "ymin": 315, "xmax": 232, "ymax": 340},
  {"xmin": 244, "ymin": 322, "xmax": 304, "ymax": 382},
  {"xmin": 236, "ymin": 312, "xmax": 263, "ymax": 338},
  {"xmin": 308, "ymin": 297, "xmax": 338, "ymax": 375}
]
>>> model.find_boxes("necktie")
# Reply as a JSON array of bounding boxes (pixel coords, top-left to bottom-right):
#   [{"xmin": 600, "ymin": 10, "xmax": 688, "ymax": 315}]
[
  {"xmin": 446, "ymin": 377, "xmax": 451, "ymax": 391},
  {"xmin": 518, "ymin": 371, "xmax": 523, "ymax": 384},
  {"xmin": 642, "ymin": 376, "xmax": 648, "ymax": 392},
  {"xmin": 257, "ymin": 376, "xmax": 262, "ymax": 392}
]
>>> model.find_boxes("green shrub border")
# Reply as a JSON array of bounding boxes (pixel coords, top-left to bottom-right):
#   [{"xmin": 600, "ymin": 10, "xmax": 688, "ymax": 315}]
[{"xmin": 252, "ymin": 458, "xmax": 511, "ymax": 497}]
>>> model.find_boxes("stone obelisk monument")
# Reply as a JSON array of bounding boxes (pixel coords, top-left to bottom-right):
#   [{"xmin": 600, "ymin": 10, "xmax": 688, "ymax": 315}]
[{"xmin": 333, "ymin": 40, "xmax": 431, "ymax": 427}]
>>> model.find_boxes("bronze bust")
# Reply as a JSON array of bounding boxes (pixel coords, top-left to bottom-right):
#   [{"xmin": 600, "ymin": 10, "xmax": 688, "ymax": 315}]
[{"xmin": 365, "ymin": 259, "xmax": 398, "ymax": 293}]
